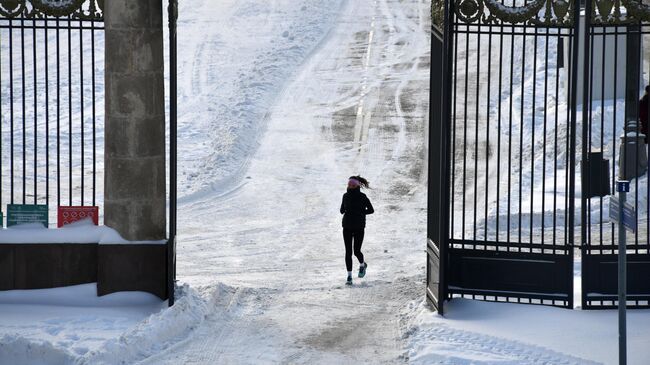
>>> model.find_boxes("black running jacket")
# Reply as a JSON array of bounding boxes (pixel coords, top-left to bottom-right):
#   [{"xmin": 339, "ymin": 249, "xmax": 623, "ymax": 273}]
[{"xmin": 340, "ymin": 188, "xmax": 374, "ymax": 230}]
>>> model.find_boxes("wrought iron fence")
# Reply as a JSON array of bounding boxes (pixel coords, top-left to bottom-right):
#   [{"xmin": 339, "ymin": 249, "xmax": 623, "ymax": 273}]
[
  {"xmin": 429, "ymin": 0, "xmax": 650, "ymax": 312},
  {"xmin": 580, "ymin": 0, "xmax": 650, "ymax": 309},
  {"xmin": 0, "ymin": 1, "xmax": 104, "ymax": 223}
]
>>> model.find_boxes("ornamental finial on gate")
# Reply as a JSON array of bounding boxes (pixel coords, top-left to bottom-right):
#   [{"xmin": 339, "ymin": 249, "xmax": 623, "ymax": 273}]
[
  {"xmin": 620, "ymin": 0, "xmax": 650, "ymax": 22},
  {"xmin": 588, "ymin": 0, "xmax": 650, "ymax": 24},
  {"xmin": 447, "ymin": 0, "xmax": 574, "ymax": 26},
  {"xmin": 0, "ymin": 0, "xmax": 102, "ymax": 19}
]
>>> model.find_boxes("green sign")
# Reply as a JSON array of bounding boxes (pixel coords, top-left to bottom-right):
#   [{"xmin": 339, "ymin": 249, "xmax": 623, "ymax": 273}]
[{"xmin": 7, "ymin": 204, "xmax": 49, "ymax": 228}]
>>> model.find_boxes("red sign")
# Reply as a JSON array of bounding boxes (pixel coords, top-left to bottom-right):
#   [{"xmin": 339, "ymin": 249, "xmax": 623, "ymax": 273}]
[{"xmin": 57, "ymin": 206, "xmax": 99, "ymax": 227}]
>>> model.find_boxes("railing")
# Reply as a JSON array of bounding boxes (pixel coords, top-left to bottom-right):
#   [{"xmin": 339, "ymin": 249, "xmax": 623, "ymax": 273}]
[
  {"xmin": 429, "ymin": 0, "xmax": 650, "ymax": 311},
  {"xmin": 0, "ymin": 1, "xmax": 104, "ymax": 225}
]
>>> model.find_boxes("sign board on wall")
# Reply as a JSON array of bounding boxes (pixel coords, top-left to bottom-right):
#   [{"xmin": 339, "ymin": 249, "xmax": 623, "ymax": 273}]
[
  {"xmin": 57, "ymin": 206, "xmax": 99, "ymax": 227},
  {"xmin": 7, "ymin": 204, "xmax": 49, "ymax": 228}
]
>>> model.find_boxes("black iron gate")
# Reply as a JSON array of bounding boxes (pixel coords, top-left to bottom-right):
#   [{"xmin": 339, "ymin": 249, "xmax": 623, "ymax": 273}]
[
  {"xmin": 0, "ymin": 1, "xmax": 178, "ymax": 305},
  {"xmin": 580, "ymin": 1, "xmax": 650, "ymax": 309},
  {"xmin": 429, "ymin": 0, "xmax": 650, "ymax": 312},
  {"xmin": 0, "ymin": 1, "xmax": 104, "ymax": 214},
  {"xmin": 429, "ymin": 0, "xmax": 580, "ymax": 310},
  {"xmin": 427, "ymin": 16, "xmax": 447, "ymax": 313}
]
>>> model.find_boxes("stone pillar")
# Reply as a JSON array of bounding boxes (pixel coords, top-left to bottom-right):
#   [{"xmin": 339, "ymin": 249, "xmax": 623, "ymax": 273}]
[{"xmin": 104, "ymin": 0, "xmax": 166, "ymax": 240}]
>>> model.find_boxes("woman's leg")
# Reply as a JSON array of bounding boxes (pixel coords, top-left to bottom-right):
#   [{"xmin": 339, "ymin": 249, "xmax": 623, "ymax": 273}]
[
  {"xmin": 343, "ymin": 229, "xmax": 353, "ymax": 272},
  {"xmin": 353, "ymin": 229, "xmax": 365, "ymax": 264}
]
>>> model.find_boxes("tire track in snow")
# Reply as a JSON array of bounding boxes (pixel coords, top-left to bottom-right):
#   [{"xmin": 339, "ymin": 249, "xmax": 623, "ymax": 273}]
[
  {"xmin": 175, "ymin": 0, "xmax": 345, "ymax": 204},
  {"xmin": 353, "ymin": 0, "xmax": 377, "ymax": 149},
  {"xmin": 407, "ymin": 324, "xmax": 601, "ymax": 365},
  {"xmin": 271, "ymin": 1, "xmax": 430, "ymax": 362},
  {"xmin": 166, "ymin": 0, "xmax": 432, "ymax": 363}
]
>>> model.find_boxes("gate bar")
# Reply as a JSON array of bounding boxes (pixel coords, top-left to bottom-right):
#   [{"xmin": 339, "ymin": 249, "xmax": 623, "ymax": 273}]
[
  {"xmin": 437, "ymin": 0, "xmax": 455, "ymax": 315},
  {"xmin": 168, "ymin": 0, "xmax": 179, "ymax": 307}
]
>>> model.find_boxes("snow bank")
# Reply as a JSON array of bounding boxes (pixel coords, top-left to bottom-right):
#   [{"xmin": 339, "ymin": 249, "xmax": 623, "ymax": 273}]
[
  {"xmin": 174, "ymin": 0, "xmax": 344, "ymax": 203},
  {"xmin": 0, "ymin": 283, "xmax": 239, "ymax": 365},
  {"xmin": 81, "ymin": 283, "xmax": 236, "ymax": 365},
  {"xmin": 0, "ymin": 336, "xmax": 76, "ymax": 365},
  {"xmin": 80, "ymin": 284, "xmax": 208, "ymax": 364},
  {"xmin": 0, "ymin": 218, "xmax": 165, "ymax": 244},
  {"xmin": 406, "ymin": 299, "xmax": 650, "ymax": 364},
  {"xmin": 0, "ymin": 284, "xmax": 168, "ymax": 365},
  {"xmin": 0, "ymin": 284, "xmax": 162, "ymax": 307}
]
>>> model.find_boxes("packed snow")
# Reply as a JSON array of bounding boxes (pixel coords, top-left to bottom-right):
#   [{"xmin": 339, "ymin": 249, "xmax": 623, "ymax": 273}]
[
  {"xmin": 0, "ymin": 284, "xmax": 165, "ymax": 364},
  {"xmin": 1, "ymin": 0, "xmax": 650, "ymax": 364},
  {"xmin": 405, "ymin": 298, "xmax": 650, "ymax": 365},
  {"xmin": 0, "ymin": 218, "xmax": 164, "ymax": 244}
]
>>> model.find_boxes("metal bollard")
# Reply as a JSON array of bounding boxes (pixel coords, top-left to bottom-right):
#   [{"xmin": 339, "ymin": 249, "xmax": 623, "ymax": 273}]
[{"xmin": 618, "ymin": 120, "xmax": 648, "ymax": 180}]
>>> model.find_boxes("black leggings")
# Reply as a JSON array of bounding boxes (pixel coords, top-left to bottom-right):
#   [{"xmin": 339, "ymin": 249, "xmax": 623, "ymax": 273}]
[{"xmin": 343, "ymin": 228, "xmax": 365, "ymax": 272}]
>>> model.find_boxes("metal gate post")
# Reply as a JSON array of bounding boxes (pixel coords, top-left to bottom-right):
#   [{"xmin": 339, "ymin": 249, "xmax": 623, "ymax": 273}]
[
  {"xmin": 616, "ymin": 180, "xmax": 629, "ymax": 364},
  {"xmin": 579, "ymin": 0, "xmax": 592, "ymax": 254},
  {"xmin": 167, "ymin": 0, "xmax": 178, "ymax": 307},
  {"xmin": 576, "ymin": 0, "xmax": 591, "ymax": 311},
  {"xmin": 439, "ymin": 0, "xmax": 455, "ymax": 315}
]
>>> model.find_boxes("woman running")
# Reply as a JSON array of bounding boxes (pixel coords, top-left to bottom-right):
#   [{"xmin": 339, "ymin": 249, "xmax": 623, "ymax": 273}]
[{"xmin": 340, "ymin": 175, "xmax": 374, "ymax": 285}]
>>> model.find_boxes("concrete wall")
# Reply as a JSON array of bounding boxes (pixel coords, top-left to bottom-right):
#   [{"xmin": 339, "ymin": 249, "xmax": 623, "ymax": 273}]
[
  {"xmin": 0, "ymin": 243, "xmax": 168, "ymax": 299},
  {"xmin": 97, "ymin": 244, "xmax": 167, "ymax": 299},
  {"xmin": 104, "ymin": 0, "xmax": 166, "ymax": 240},
  {"xmin": 0, "ymin": 244, "xmax": 97, "ymax": 290}
]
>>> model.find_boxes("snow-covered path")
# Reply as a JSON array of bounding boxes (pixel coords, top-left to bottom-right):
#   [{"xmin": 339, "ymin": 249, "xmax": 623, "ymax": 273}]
[
  {"xmin": 158, "ymin": 0, "xmax": 431, "ymax": 363},
  {"xmin": 2, "ymin": 1, "xmax": 650, "ymax": 364},
  {"xmin": 174, "ymin": 0, "xmax": 344, "ymax": 203}
]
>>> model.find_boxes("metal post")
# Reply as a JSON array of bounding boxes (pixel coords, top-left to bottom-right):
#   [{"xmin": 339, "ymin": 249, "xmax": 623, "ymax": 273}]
[
  {"xmin": 438, "ymin": 0, "xmax": 455, "ymax": 315},
  {"xmin": 168, "ymin": 0, "xmax": 178, "ymax": 307},
  {"xmin": 617, "ymin": 180, "xmax": 628, "ymax": 365},
  {"xmin": 569, "ymin": 1, "xmax": 593, "ymax": 253},
  {"xmin": 624, "ymin": 25, "xmax": 641, "ymax": 127}
]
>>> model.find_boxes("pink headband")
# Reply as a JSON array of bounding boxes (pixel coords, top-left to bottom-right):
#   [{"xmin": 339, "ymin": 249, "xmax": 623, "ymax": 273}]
[{"xmin": 348, "ymin": 178, "xmax": 360, "ymax": 187}]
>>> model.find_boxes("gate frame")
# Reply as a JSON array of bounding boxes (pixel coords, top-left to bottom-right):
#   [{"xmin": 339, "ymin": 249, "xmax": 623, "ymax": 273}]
[
  {"xmin": 0, "ymin": 0, "xmax": 178, "ymax": 304},
  {"xmin": 428, "ymin": 0, "xmax": 582, "ymax": 312},
  {"xmin": 579, "ymin": 1, "xmax": 650, "ymax": 310},
  {"xmin": 167, "ymin": 0, "xmax": 178, "ymax": 307},
  {"xmin": 427, "ymin": 0, "xmax": 453, "ymax": 315},
  {"xmin": 429, "ymin": 0, "xmax": 650, "ymax": 313}
]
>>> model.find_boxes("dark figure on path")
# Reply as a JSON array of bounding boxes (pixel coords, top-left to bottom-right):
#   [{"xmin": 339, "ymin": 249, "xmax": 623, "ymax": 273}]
[
  {"xmin": 340, "ymin": 175, "xmax": 374, "ymax": 285},
  {"xmin": 639, "ymin": 85, "xmax": 650, "ymax": 144}
]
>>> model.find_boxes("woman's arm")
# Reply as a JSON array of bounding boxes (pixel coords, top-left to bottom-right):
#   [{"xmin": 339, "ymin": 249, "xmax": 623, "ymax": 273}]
[
  {"xmin": 365, "ymin": 197, "xmax": 374, "ymax": 215},
  {"xmin": 340, "ymin": 195, "xmax": 346, "ymax": 214}
]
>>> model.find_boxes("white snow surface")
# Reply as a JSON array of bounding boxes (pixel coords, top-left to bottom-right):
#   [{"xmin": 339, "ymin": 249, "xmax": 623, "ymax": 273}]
[
  {"xmin": 0, "ymin": 219, "xmax": 165, "ymax": 244},
  {"xmin": 2, "ymin": 0, "xmax": 650, "ymax": 365},
  {"xmin": 174, "ymin": 0, "xmax": 346, "ymax": 203},
  {"xmin": 406, "ymin": 298, "xmax": 650, "ymax": 365},
  {"xmin": 0, "ymin": 284, "xmax": 166, "ymax": 364}
]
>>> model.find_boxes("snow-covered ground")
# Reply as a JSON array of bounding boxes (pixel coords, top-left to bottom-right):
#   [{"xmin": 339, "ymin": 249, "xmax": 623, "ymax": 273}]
[
  {"xmin": 162, "ymin": 0, "xmax": 430, "ymax": 362},
  {"xmin": 0, "ymin": 284, "xmax": 165, "ymax": 363},
  {"xmin": 2, "ymin": 0, "xmax": 650, "ymax": 364},
  {"xmin": 173, "ymin": 0, "xmax": 346, "ymax": 204},
  {"xmin": 406, "ymin": 297, "xmax": 650, "ymax": 365}
]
